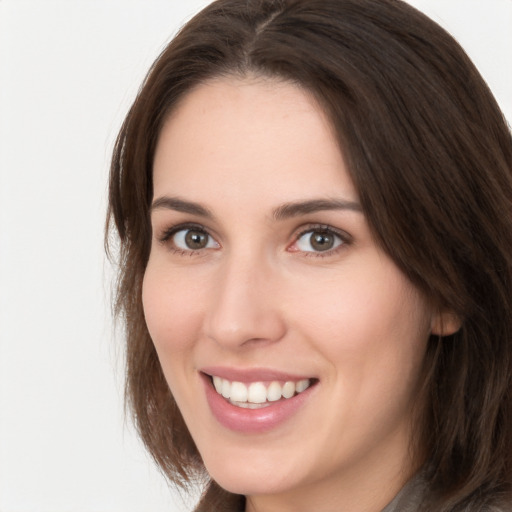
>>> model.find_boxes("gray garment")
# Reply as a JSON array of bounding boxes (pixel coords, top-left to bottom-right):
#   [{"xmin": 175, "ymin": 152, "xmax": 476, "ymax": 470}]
[
  {"xmin": 380, "ymin": 471, "xmax": 429, "ymax": 512},
  {"xmin": 380, "ymin": 471, "xmax": 512, "ymax": 512}
]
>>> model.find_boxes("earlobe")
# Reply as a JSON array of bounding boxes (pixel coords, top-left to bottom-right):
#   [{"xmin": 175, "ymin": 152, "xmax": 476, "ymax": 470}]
[{"xmin": 431, "ymin": 309, "xmax": 462, "ymax": 337}]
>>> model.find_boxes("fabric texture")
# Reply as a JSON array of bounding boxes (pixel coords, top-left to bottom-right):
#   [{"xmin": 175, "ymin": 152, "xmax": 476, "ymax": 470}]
[
  {"xmin": 380, "ymin": 470, "xmax": 512, "ymax": 512},
  {"xmin": 380, "ymin": 470, "xmax": 429, "ymax": 512}
]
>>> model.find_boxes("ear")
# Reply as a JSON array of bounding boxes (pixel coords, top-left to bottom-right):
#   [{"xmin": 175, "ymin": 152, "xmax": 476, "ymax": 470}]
[{"xmin": 431, "ymin": 309, "xmax": 462, "ymax": 337}]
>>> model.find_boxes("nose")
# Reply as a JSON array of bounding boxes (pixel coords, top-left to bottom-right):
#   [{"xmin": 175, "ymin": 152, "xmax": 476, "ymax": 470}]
[{"xmin": 204, "ymin": 253, "xmax": 287, "ymax": 349}]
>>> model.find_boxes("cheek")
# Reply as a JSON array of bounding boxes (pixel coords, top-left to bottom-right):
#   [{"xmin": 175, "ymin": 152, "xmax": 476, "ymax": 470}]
[
  {"xmin": 290, "ymin": 262, "xmax": 431, "ymax": 386},
  {"xmin": 142, "ymin": 262, "xmax": 205, "ymax": 356},
  {"xmin": 298, "ymin": 268, "xmax": 430, "ymax": 440}
]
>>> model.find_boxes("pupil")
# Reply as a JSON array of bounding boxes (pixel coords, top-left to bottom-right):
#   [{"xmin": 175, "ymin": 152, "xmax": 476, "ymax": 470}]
[
  {"xmin": 185, "ymin": 230, "xmax": 207, "ymax": 249},
  {"xmin": 311, "ymin": 232, "xmax": 333, "ymax": 251}
]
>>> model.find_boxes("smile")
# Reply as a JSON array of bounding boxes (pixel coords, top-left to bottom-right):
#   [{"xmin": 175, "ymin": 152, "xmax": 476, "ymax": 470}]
[
  {"xmin": 211, "ymin": 376, "xmax": 312, "ymax": 409},
  {"xmin": 200, "ymin": 369, "xmax": 318, "ymax": 433}
]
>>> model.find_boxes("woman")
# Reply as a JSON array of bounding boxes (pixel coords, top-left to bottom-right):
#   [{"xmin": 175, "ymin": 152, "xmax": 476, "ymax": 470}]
[{"xmin": 106, "ymin": 0, "xmax": 512, "ymax": 510}]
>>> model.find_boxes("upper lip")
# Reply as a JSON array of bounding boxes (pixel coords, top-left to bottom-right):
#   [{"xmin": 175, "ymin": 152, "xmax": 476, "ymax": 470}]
[{"xmin": 200, "ymin": 366, "xmax": 314, "ymax": 383}]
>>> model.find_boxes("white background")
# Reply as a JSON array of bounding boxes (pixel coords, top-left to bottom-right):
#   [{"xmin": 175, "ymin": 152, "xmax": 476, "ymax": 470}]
[{"xmin": 0, "ymin": 1, "xmax": 510, "ymax": 511}]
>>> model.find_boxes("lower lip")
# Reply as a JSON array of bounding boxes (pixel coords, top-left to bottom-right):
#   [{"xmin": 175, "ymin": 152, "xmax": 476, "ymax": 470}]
[{"xmin": 201, "ymin": 374, "xmax": 316, "ymax": 433}]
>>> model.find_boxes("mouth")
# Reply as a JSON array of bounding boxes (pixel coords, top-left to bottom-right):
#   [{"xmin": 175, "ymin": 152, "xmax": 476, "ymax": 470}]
[
  {"xmin": 208, "ymin": 374, "xmax": 314, "ymax": 409},
  {"xmin": 200, "ymin": 369, "xmax": 318, "ymax": 433}
]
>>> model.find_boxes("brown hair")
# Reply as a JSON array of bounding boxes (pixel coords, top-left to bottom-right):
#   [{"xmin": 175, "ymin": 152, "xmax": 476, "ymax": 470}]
[{"xmin": 107, "ymin": 0, "xmax": 512, "ymax": 510}]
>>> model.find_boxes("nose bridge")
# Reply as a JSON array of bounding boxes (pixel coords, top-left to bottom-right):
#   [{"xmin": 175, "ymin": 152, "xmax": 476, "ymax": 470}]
[{"xmin": 204, "ymin": 247, "xmax": 286, "ymax": 348}]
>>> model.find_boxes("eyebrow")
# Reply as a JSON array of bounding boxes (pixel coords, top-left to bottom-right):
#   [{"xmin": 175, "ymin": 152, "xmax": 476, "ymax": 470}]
[
  {"xmin": 151, "ymin": 196, "xmax": 214, "ymax": 218},
  {"xmin": 272, "ymin": 198, "xmax": 362, "ymax": 220},
  {"xmin": 150, "ymin": 196, "xmax": 363, "ymax": 220}
]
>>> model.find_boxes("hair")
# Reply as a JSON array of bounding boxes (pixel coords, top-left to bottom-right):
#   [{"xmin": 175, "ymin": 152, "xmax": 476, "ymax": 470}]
[{"xmin": 106, "ymin": 0, "xmax": 512, "ymax": 510}]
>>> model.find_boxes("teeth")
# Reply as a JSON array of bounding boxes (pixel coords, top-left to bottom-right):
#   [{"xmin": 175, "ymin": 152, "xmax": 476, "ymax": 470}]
[
  {"xmin": 221, "ymin": 379, "xmax": 231, "ymax": 399},
  {"xmin": 233, "ymin": 401, "xmax": 272, "ymax": 409},
  {"xmin": 213, "ymin": 376, "xmax": 222, "ymax": 394},
  {"xmin": 248, "ymin": 382, "xmax": 267, "ymax": 403},
  {"xmin": 267, "ymin": 381, "xmax": 282, "ymax": 402},
  {"xmin": 296, "ymin": 379, "xmax": 309, "ymax": 393},
  {"xmin": 282, "ymin": 381, "xmax": 295, "ymax": 399},
  {"xmin": 230, "ymin": 381, "xmax": 248, "ymax": 402},
  {"xmin": 210, "ymin": 376, "xmax": 312, "ymax": 406}
]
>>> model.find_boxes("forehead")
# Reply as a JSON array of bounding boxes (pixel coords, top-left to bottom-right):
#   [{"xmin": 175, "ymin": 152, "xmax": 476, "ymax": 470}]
[{"xmin": 152, "ymin": 76, "xmax": 358, "ymax": 205}]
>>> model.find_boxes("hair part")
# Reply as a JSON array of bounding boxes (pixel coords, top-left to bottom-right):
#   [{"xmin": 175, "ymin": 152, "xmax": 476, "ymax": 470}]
[{"xmin": 107, "ymin": 1, "xmax": 512, "ymax": 510}]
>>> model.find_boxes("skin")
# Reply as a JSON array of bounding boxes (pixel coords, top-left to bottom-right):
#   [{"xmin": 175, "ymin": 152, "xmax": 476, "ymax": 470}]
[{"xmin": 143, "ymin": 77, "xmax": 456, "ymax": 512}]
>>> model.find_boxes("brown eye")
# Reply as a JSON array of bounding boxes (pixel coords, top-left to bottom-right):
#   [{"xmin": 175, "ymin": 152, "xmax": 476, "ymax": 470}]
[
  {"xmin": 296, "ymin": 229, "xmax": 343, "ymax": 253},
  {"xmin": 184, "ymin": 230, "xmax": 209, "ymax": 249},
  {"xmin": 310, "ymin": 232, "xmax": 335, "ymax": 251},
  {"xmin": 172, "ymin": 228, "xmax": 219, "ymax": 251}
]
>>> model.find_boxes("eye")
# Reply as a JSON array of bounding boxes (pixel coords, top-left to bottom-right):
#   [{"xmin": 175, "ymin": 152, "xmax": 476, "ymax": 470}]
[
  {"xmin": 159, "ymin": 224, "xmax": 220, "ymax": 253},
  {"xmin": 173, "ymin": 228, "xmax": 218, "ymax": 251},
  {"xmin": 293, "ymin": 227, "xmax": 347, "ymax": 254}
]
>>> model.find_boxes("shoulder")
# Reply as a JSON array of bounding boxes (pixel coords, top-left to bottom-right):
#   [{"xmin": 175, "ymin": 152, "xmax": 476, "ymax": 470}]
[
  {"xmin": 381, "ymin": 469, "xmax": 512, "ymax": 512},
  {"xmin": 477, "ymin": 504, "xmax": 512, "ymax": 512},
  {"xmin": 446, "ymin": 494, "xmax": 512, "ymax": 512}
]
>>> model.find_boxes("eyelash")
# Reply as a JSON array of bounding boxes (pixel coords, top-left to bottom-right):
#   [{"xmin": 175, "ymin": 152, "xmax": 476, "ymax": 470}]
[
  {"xmin": 157, "ymin": 223, "xmax": 215, "ymax": 257},
  {"xmin": 156, "ymin": 222, "xmax": 352, "ymax": 258},
  {"xmin": 292, "ymin": 224, "xmax": 352, "ymax": 258}
]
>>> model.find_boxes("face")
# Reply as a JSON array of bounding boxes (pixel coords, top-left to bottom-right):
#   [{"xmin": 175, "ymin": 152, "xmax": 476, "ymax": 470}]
[{"xmin": 143, "ymin": 77, "xmax": 439, "ymax": 509}]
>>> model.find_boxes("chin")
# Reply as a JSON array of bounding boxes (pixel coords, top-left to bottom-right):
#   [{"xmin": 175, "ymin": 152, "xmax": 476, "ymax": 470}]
[{"xmin": 204, "ymin": 456, "xmax": 300, "ymax": 497}]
